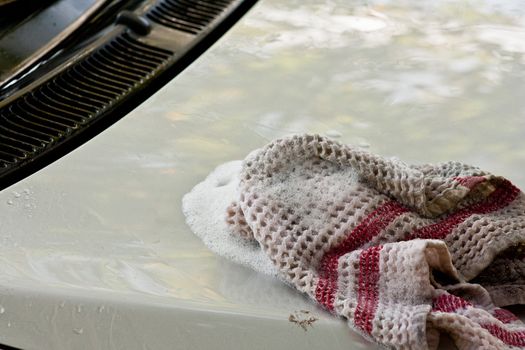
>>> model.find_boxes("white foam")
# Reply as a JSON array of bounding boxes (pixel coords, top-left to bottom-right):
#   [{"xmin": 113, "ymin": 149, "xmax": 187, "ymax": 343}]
[{"xmin": 182, "ymin": 161, "xmax": 278, "ymax": 276}]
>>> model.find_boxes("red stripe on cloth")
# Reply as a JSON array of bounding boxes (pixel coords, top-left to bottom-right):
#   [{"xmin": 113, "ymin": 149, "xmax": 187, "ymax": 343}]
[
  {"xmin": 432, "ymin": 293, "xmax": 473, "ymax": 313},
  {"xmin": 354, "ymin": 245, "xmax": 382, "ymax": 334},
  {"xmin": 454, "ymin": 176, "xmax": 487, "ymax": 189},
  {"xmin": 410, "ymin": 179, "xmax": 520, "ymax": 240},
  {"xmin": 493, "ymin": 308, "xmax": 520, "ymax": 324},
  {"xmin": 481, "ymin": 324, "xmax": 525, "ymax": 347},
  {"xmin": 432, "ymin": 294, "xmax": 525, "ymax": 347},
  {"xmin": 314, "ymin": 177, "xmax": 520, "ymax": 331},
  {"xmin": 315, "ymin": 201, "xmax": 407, "ymax": 311},
  {"xmin": 432, "ymin": 295, "xmax": 522, "ymax": 325}
]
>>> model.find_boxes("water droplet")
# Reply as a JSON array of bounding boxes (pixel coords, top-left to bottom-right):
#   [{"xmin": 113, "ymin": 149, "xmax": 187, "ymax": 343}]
[
  {"xmin": 6, "ymin": 200, "xmax": 13, "ymax": 205},
  {"xmin": 23, "ymin": 189, "xmax": 30, "ymax": 194},
  {"xmin": 0, "ymin": 306, "xmax": 6, "ymax": 314},
  {"xmin": 98, "ymin": 306, "xmax": 105, "ymax": 313},
  {"xmin": 7, "ymin": 322, "xmax": 11, "ymax": 327},
  {"xmin": 59, "ymin": 301, "xmax": 65, "ymax": 308},
  {"xmin": 12, "ymin": 192, "xmax": 20, "ymax": 198},
  {"xmin": 73, "ymin": 328, "xmax": 84, "ymax": 335},
  {"xmin": 76, "ymin": 305, "xmax": 83, "ymax": 313}
]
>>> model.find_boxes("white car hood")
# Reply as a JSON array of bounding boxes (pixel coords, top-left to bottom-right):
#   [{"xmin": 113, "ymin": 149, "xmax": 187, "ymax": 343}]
[{"xmin": 0, "ymin": 0, "xmax": 524, "ymax": 349}]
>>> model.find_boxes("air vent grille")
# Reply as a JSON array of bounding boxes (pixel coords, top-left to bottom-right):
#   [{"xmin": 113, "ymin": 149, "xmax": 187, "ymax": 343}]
[
  {"xmin": 146, "ymin": 0, "xmax": 234, "ymax": 34},
  {"xmin": 0, "ymin": 0, "xmax": 257, "ymax": 189},
  {"xmin": 0, "ymin": 32, "xmax": 173, "ymax": 168}
]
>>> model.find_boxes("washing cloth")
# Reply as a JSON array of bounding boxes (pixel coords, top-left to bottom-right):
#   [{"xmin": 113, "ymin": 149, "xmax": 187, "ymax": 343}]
[{"xmin": 225, "ymin": 134, "xmax": 525, "ymax": 349}]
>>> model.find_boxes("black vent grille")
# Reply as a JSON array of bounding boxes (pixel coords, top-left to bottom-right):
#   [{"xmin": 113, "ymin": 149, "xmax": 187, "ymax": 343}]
[
  {"xmin": 146, "ymin": 0, "xmax": 234, "ymax": 34},
  {"xmin": 0, "ymin": 33, "xmax": 173, "ymax": 168}
]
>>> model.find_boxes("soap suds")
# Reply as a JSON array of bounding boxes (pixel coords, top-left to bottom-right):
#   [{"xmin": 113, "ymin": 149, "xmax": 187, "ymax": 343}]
[
  {"xmin": 183, "ymin": 141, "xmax": 360, "ymax": 277},
  {"xmin": 182, "ymin": 161, "xmax": 278, "ymax": 276}
]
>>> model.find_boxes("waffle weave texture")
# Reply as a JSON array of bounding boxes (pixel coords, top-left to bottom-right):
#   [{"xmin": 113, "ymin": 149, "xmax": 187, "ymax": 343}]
[{"xmin": 226, "ymin": 134, "xmax": 525, "ymax": 350}]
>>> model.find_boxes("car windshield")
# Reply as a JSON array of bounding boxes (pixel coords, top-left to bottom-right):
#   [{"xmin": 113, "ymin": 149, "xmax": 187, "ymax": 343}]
[{"xmin": 0, "ymin": 0, "xmax": 104, "ymax": 85}]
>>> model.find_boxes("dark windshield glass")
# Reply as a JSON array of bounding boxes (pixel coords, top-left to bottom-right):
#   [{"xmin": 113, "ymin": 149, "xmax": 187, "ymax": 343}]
[
  {"xmin": 0, "ymin": 0, "xmax": 55, "ymax": 36},
  {"xmin": 0, "ymin": 0, "xmax": 104, "ymax": 86}
]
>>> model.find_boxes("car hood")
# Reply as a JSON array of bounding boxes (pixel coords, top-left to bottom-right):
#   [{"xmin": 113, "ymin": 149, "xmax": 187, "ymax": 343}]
[{"xmin": 0, "ymin": 0, "xmax": 524, "ymax": 349}]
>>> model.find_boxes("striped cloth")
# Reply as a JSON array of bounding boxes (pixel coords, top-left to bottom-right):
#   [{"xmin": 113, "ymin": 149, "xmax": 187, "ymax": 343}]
[{"xmin": 226, "ymin": 134, "xmax": 525, "ymax": 349}]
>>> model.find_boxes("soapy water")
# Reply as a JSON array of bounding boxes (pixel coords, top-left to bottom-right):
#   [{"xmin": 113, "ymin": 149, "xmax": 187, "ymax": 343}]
[
  {"xmin": 183, "ymin": 138, "xmax": 364, "ymax": 278},
  {"xmin": 182, "ymin": 161, "xmax": 278, "ymax": 276},
  {"xmin": 183, "ymin": 139, "xmax": 362, "ymax": 279}
]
